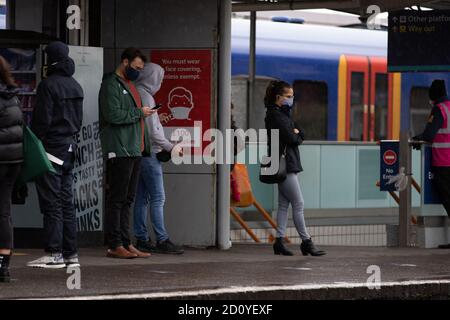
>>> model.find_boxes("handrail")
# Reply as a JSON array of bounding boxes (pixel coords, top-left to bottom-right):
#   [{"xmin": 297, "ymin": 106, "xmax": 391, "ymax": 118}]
[
  {"xmin": 376, "ymin": 180, "xmax": 418, "ymax": 225},
  {"xmin": 246, "ymin": 141, "xmax": 380, "ymax": 146}
]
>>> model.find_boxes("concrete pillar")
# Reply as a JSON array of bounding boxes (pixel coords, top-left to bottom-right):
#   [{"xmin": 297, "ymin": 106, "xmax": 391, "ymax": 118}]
[{"xmin": 217, "ymin": 0, "xmax": 232, "ymax": 250}]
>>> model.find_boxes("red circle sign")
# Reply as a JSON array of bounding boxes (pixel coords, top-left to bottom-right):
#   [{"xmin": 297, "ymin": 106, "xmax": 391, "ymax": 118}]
[{"xmin": 383, "ymin": 150, "xmax": 397, "ymax": 165}]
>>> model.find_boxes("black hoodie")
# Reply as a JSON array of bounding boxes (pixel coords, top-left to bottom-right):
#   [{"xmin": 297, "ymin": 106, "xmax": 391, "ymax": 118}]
[
  {"xmin": 0, "ymin": 83, "xmax": 23, "ymax": 164},
  {"xmin": 31, "ymin": 57, "xmax": 84, "ymax": 159}
]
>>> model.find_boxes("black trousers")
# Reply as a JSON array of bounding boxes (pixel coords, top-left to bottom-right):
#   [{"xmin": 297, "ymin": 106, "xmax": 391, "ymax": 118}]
[
  {"xmin": 35, "ymin": 156, "xmax": 77, "ymax": 257},
  {"xmin": 104, "ymin": 157, "xmax": 142, "ymax": 250},
  {"xmin": 433, "ymin": 166, "xmax": 450, "ymax": 218},
  {"xmin": 0, "ymin": 164, "xmax": 21, "ymax": 249}
]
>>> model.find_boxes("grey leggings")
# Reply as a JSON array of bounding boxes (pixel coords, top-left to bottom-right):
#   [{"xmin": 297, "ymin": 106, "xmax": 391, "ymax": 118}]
[{"xmin": 276, "ymin": 173, "xmax": 311, "ymax": 240}]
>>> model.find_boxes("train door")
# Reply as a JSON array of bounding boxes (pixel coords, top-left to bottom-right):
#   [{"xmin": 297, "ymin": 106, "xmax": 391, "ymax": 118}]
[
  {"xmin": 368, "ymin": 57, "xmax": 391, "ymax": 141},
  {"xmin": 346, "ymin": 56, "xmax": 369, "ymax": 141}
]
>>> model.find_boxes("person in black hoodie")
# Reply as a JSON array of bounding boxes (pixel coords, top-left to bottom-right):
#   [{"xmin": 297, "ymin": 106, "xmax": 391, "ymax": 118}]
[
  {"xmin": 27, "ymin": 41, "xmax": 84, "ymax": 269},
  {"xmin": 265, "ymin": 80, "xmax": 325, "ymax": 257},
  {"xmin": 0, "ymin": 56, "xmax": 23, "ymax": 282}
]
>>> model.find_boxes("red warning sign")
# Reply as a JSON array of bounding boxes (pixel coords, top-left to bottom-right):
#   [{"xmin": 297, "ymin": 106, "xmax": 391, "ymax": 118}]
[{"xmin": 383, "ymin": 150, "xmax": 397, "ymax": 166}]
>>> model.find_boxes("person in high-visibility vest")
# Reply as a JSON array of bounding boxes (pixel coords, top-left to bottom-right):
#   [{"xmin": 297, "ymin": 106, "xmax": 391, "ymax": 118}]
[{"xmin": 412, "ymin": 79, "xmax": 450, "ymax": 220}]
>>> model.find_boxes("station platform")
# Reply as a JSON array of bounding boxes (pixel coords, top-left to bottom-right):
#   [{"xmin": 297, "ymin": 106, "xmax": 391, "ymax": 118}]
[{"xmin": 1, "ymin": 244, "xmax": 449, "ymax": 300}]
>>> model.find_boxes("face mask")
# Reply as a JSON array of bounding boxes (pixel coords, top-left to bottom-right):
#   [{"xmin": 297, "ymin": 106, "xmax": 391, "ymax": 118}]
[
  {"xmin": 283, "ymin": 96, "xmax": 294, "ymax": 108},
  {"xmin": 125, "ymin": 65, "xmax": 140, "ymax": 81}
]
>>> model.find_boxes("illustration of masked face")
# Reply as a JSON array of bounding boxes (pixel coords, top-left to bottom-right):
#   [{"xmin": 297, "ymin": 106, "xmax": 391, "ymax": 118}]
[{"xmin": 168, "ymin": 87, "xmax": 194, "ymax": 120}]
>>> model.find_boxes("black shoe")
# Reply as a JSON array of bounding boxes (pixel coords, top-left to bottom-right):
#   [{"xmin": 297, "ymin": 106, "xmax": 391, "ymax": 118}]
[
  {"xmin": 0, "ymin": 254, "xmax": 11, "ymax": 283},
  {"xmin": 136, "ymin": 240, "xmax": 157, "ymax": 253},
  {"xmin": 273, "ymin": 237, "xmax": 293, "ymax": 256},
  {"xmin": 300, "ymin": 238, "xmax": 326, "ymax": 256},
  {"xmin": 438, "ymin": 243, "xmax": 450, "ymax": 249},
  {"xmin": 155, "ymin": 239, "xmax": 184, "ymax": 255}
]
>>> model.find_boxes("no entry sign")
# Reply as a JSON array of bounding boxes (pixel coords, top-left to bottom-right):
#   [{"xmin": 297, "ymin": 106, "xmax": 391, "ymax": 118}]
[
  {"xmin": 383, "ymin": 150, "xmax": 397, "ymax": 166},
  {"xmin": 380, "ymin": 141, "xmax": 400, "ymax": 191}
]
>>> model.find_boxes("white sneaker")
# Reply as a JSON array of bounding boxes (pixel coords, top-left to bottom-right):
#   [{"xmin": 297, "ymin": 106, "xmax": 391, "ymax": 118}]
[
  {"xmin": 27, "ymin": 253, "xmax": 66, "ymax": 269},
  {"xmin": 64, "ymin": 255, "xmax": 80, "ymax": 268}
]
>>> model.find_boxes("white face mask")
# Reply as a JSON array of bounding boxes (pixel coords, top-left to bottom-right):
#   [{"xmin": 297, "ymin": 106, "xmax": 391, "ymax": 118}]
[{"xmin": 283, "ymin": 97, "xmax": 294, "ymax": 108}]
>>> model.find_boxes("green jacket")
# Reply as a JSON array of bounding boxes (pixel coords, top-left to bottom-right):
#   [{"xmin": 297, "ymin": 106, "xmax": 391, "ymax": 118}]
[{"xmin": 99, "ymin": 72, "xmax": 151, "ymax": 158}]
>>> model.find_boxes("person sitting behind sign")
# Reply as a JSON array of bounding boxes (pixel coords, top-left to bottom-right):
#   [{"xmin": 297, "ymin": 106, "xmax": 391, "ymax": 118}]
[{"xmin": 411, "ymin": 79, "xmax": 450, "ymax": 221}]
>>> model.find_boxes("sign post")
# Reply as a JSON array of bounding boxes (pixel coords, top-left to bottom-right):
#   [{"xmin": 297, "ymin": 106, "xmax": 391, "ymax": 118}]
[
  {"xmin": 380, "ymin": 139, "xmax": 412, "ymax": 247},
  {"xmin": 399, "ymin": 133, "xmax": 412, "ymax": 247}
]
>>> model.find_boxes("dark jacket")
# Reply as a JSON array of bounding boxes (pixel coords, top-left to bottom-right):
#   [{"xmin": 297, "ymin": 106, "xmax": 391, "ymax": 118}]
[
  {"xmin": 99, "ymin": 72, "xmax": 151, "ymax": 158},
  {"xmin": 0, "ymin": 84, "xmax": 23, "ymax": 164},
  {"xmin": 31, "ymin": 58, "xmax": 84, "ymax": 159},
  {"xmin": 265, "ymin": 105, "xmax": 303, "ymax": 173},
  {"xmin": 413, "ymin": 96, "xmax": 447, "ymax": 143}
]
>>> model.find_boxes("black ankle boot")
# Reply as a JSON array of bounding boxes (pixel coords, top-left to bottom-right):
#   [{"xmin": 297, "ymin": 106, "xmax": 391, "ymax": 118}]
[
  {"xmin": 273, "ymin": 238, "xmax": 293, "ymax": 256},
  {"xmin": 0, "ymin": 254, "xmax": 11, "ymax": 283},
  {"xmin": 300, "ymin": 238, "xmax": 326, "ymax": 256}
]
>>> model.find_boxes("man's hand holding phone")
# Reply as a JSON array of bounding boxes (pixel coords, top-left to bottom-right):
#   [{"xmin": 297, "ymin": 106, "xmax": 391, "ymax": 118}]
[{"xmin": 142, "ymin": 106, "xmax": 157, "ymax": 117}]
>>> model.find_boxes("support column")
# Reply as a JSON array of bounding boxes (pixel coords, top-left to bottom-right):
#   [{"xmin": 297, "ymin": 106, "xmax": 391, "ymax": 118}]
[
  {"xmin": 399, "ymin": 132, "xmax": 412, "ymax": 247},
  {"xmin": 217, "ymin": 0, "xmax": 232, "ymax": 250}
]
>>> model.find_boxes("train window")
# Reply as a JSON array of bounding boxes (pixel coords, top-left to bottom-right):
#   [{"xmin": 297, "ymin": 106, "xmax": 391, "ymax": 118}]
[
  {"xmin": 410, "ymin": 87, "xmax": 431, "ymax": 137},
  {"xmin": 292, "ymin": 80, "xmax": 328, "ymax": 140},
  {"xmin": 350, "ymin": 72, "xmax": 364, "ymax": 141},
  {"xmin": 374, "ymin": 74, "xmax": 388, "ymax": 140}
]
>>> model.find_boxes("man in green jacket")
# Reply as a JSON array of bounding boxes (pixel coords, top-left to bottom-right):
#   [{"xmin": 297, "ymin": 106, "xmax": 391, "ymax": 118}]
[{"xmin": 99, "ymin": 47, "xmax": 155, "ymax": 259}]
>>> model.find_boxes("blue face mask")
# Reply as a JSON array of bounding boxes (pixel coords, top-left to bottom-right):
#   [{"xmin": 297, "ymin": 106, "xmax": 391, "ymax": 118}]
[
  {"xmin": 125, "ymin": 65, "xmax": 140, "ymax": 81},
  {"xmin": 283, "ymin": 96, "xmax": 294, "ymax": 109}
]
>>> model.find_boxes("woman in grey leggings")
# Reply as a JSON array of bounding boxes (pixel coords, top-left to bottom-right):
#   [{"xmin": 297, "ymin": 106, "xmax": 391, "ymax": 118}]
[{"xmin": 264, "ymin": 80, "xmax": 325, "ymax": 256}]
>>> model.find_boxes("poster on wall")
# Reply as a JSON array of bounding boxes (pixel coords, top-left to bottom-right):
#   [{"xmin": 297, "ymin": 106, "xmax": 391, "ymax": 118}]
[
  {"xmin": 69, "ymin": 46, "xmax": 104, "ymax": 232},
  {"xmin": 150, "ymin": 49, "xmax": 213, "ymax": 156}
]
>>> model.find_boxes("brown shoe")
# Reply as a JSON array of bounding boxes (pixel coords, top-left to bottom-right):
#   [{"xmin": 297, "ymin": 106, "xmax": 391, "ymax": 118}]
[
  {"xmin": 127, "ymin": 244, "xmax": 151, "ymax": 258},
  {"xmin": 106, "ymin": 246, "xmax": 138, "ymax": 259}
]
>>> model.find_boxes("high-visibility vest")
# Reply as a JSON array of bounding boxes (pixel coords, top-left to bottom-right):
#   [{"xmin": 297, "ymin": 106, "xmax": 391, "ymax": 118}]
[{"xmin": 432, "ymin": 100, "xmax": 450, "ymax": 167}]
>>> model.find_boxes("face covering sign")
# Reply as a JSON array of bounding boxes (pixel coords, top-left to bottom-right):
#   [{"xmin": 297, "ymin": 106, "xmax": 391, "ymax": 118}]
[{"xmin": 151, "ymin": 50, "xmax": 212, "ymax": 154}]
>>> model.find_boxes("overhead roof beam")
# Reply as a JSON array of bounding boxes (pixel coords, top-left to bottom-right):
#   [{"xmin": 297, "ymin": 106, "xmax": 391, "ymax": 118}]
[{"xmin": 232, "ymin": 0, "xmax": 437, "ymax": 15}]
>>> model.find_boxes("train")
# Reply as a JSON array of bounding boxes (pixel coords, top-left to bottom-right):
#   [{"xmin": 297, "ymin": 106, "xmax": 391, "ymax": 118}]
[
  {"xmin": 231, "ymin": 17, "xmax": 450, "ymax": 141},
  {"xmin": 0, "ymin": 11, "xmax": 448, "ymax": 142}
]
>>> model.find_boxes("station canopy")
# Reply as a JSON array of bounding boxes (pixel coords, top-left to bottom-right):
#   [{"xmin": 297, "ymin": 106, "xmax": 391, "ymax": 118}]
[{"xmin": 232, "ymin": 0, "xmax": 450, "ymax": 14}]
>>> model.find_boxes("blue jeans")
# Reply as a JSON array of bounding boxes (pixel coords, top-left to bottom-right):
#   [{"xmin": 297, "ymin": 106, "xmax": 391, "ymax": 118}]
[{"xmin": 133, "ymin": 154, "xmax": 169, "ymax": 243}]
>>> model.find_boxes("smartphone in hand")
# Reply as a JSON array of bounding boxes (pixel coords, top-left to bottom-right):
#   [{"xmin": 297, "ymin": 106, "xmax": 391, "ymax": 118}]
[{"xmin": 152, "ymin": 104, "xmax": 162, "ymax": 110}]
